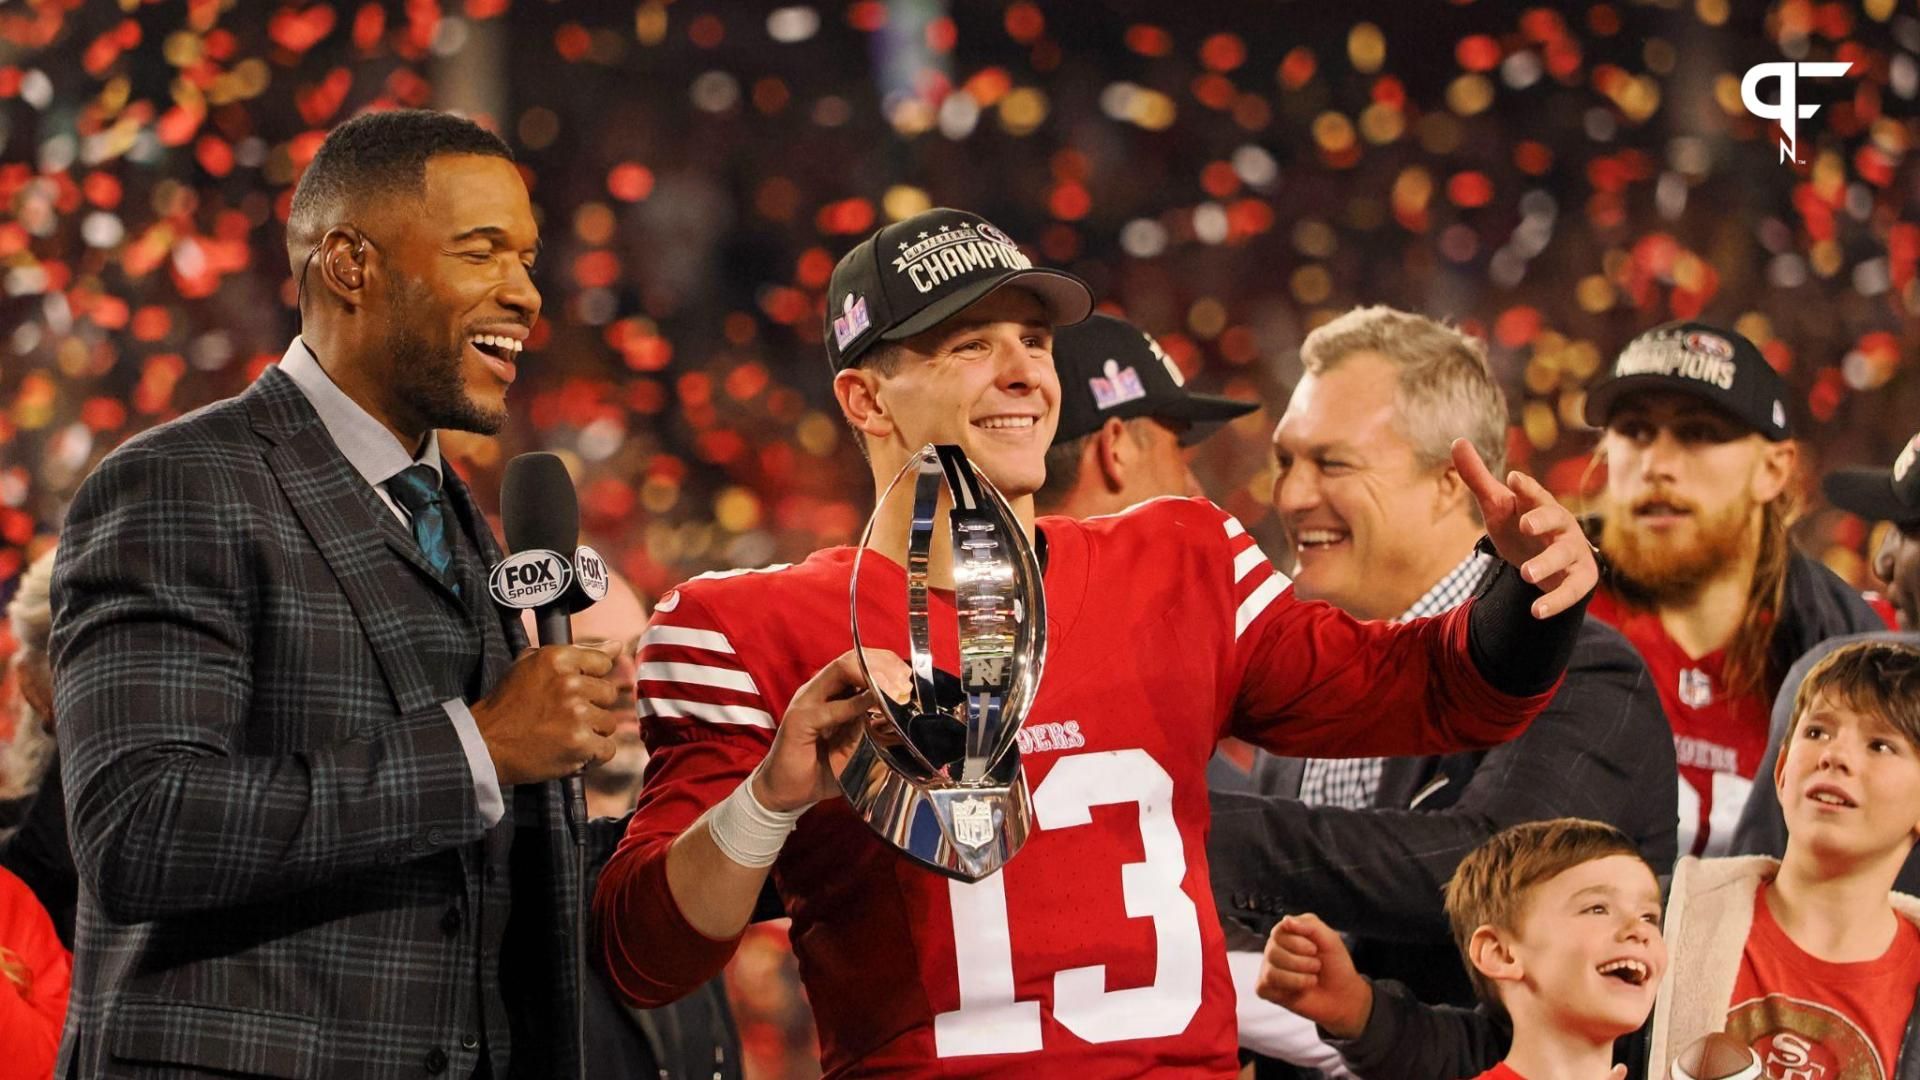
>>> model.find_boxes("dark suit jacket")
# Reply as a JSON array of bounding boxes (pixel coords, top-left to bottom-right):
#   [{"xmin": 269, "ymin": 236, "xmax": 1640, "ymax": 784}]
[
  {"xmin": 1208, "ymin": 616, "xmax": 1678, "ymax": 1004},
  {"xmin": 51, "ymin": 367, "xmax": 581, "ymax": 1079}
]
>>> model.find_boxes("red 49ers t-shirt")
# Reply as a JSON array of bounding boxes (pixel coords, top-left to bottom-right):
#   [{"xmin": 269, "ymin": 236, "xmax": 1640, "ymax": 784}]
[
  {"xmin": 1728, "ymin": 884, "xmax": 1920, "ymax": 1079},
  {"xmin": 1588, "ymin": 589, "xmax": 1770, "ymax": 857},
  {"xmin": 1469, "ymin": 1063, "xmax": 1529, "ymax": 1080}
]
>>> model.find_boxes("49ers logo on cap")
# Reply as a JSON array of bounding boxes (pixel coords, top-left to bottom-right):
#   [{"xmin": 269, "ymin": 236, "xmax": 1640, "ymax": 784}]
[{"xmin": 1683, "ymin": 331, "xmax": 1735, "ymax": 361}]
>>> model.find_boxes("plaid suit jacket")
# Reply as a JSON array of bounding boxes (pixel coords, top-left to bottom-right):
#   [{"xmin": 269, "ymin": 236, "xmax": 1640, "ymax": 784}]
[{"xmin": 50, "ymin": 367, "xmax": 581, "ymax": 1079}]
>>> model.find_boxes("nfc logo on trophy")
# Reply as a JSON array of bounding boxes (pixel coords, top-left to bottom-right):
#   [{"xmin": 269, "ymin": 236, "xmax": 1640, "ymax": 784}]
[
  {"xmin": 1738, "ymin": 61, "xmax": 1853, "ymax": 164},
  {"xmin": 951, "ymin": 796, "xmax": 995, "ymax": 850},
  {"xmin": 964, "ymin": 655, "xmax": 1008, "ymax": 689},
  {"xmin": 488, "ymin": 549, "xmax": 572, "ymax": 608}
]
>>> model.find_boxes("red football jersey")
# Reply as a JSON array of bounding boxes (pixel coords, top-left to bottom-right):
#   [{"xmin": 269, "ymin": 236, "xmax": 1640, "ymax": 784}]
[
  {"xmin": 1588, "ymin": 589, "xmax": 1770, "ymax": 858},
  {"xmin": 599, "ymin": 497, "xmax": 1555, "ymax": 1078}
]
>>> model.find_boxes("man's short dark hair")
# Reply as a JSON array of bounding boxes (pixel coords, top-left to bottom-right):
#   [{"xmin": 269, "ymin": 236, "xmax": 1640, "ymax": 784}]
[
  {"xmin": 1034, "ymin": 417, "xmax": 1161, "ymax": 511},
  {"xmin": 287, "ymin": 109, "xmax": 512, "ymax": 249}
]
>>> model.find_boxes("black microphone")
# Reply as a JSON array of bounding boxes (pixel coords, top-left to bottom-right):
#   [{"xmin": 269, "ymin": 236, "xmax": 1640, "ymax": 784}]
[
  {"xmin": 499, "ymin": 452, "xmax": 582, "ymax": 646},
  {"xmin": 492, "ymin": 452, "xmax": 610, "ymax": 835},
  {"xmin": 494, "ymin": 450, "xmax": 601, "ymax": 1073}
]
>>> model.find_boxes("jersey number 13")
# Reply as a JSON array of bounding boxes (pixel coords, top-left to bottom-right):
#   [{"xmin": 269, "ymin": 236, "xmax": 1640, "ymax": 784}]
[{"xmin": 932, "ymin": 749, "xmax": 1204, "ymax": 1057}]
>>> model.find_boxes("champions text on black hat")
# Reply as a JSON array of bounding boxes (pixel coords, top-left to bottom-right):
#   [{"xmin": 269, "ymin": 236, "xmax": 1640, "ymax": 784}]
[{"xmin": 824, "ymin": 208, "xmax": 1093, "ymax": 371}]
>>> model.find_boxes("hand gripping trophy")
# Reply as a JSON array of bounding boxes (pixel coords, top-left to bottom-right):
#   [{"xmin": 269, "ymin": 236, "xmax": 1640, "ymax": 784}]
[{"xmin": 840, "ymin": 443, "xmax": 1047, "ymax": 881}]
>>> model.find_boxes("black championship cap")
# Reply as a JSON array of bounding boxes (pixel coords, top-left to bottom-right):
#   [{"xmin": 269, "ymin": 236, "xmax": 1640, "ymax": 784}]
[
  {"xmin": 1824, "ymin": 430, "xmax": 1920, "ymax": 527},
  {"xmin": 1583, "ymin": 321, "xmax": 1790, "ymax": 441},
  {"xmin": 1052, "ymin": 313, "xmax": 1259, "ymax": 446},
  {"xmin": 824, "ymin": 207, "xmax": 1093, "ymax": 370}
]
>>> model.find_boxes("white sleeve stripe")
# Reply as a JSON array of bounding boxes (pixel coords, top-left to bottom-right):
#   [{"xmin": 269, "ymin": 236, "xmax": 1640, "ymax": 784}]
[
  {"xmin": 640, "ymin": 625, "xmax": 736, "ymax": 654},
  {"xmin": 1235, "ymin": 573, "xmax": 1290, "ymax": 639},
  {"xmin": 640, "ymin": 697, "xmax": 776, "ymax": 730},
  {"xmin": 1222, "ymin": 516, "xmax": 1246, "ymax": 539},
  {"xmin": 638, "ymin": 661, "xmax": 759, "ymax": 694},
  {"xmin": 1232, "ymin": 544, "xmax": 1270, "ymax": 583}
]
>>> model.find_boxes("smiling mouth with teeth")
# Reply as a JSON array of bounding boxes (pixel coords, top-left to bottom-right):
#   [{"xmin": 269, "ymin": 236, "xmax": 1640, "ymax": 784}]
[
  {"xmin": 469, "ymin": 333, "xmax": 524, "ymax": 362},
  {"xmin": 1596, "ymin": 958, "xmax": 1650, "ymax": 986},
  {"xmin": 1808, "ymin": 790, "xmax": 1856, "ymax": 808},
  {"xmin": 1293, "ymin": 529, "xmax": 1348, "ymax": 549},
  {"xmin": 973, "ymin": 416, "xmax": 1037, "ymax": 431}
]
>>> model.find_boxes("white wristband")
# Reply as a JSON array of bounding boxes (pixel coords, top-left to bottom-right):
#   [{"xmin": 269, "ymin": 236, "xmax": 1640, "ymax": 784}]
[{"xmin": 706, "ymin": 776, "xmax": 805, "ymax": 869}]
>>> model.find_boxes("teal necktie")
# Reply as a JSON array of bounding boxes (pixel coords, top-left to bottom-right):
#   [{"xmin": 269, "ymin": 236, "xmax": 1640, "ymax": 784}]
[{"xmin": 384, "ymin": 464, "xmax": 452, "ymax": 578}]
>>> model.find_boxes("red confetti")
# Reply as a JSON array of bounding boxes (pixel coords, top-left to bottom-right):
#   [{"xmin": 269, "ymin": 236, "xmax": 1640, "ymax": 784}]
[
  {"xmin": 1048, "ymin": 182, "xmax": 1090, "ymax": 221},
  {"xmin": 1279, "ymin": 47, "xmax": 1316, "ymax": 90},
  {"xmin": 1447, "ymin": 171, "xmax": 1494, "ymax": 208},
  {"xmin": 267, "ymin": 5, "xmax": 337, "ymax": 54},
  {"xmin": 553, "ymin": 23, "xmax": 590, "ymax": 62},
  {"xmin": 846, "ymin": 2, "xmax": 887, "ymax": 32},
  {"xmin": 352, "ymin": 3, "xmax": 386, "ymax": 51},
  {"xmin": 607, "ymin": 163, "xmax": 654, "ymax": 202},
  {"xmin": 689, "ymin": 14, "xmax": 724, "ymax": 49},
  {"xmin": 1004, "ymin": 3, "xmax": 1044, "ymax": 43},
  {"xmin": 926, "ymin": 16, "xmax": 957, "ymax": 53},
  {"xmin": 1456, "ymin": 35, "xmax": 1500, "ymax": 72},
  {"xmin": 1200, "ymin": 161, "xmax": 1240, "ymax": 199},
  {"xmin": 1125, "ymin": 24, "xmax": 1171, "ymax": 57},
  {"xmin": 1199, "ymin": 33, "xmax": 1245, "ymax": 74},
  {"xmin": 813, "ymin": 198, "xmax": 874, "ymax": 236}
]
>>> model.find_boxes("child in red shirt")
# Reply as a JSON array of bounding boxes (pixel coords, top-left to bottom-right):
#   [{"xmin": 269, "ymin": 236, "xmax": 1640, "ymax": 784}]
[
  {"xmin": 1652, "ymin": 639, "xmax": 1920, "ymax": 1076},
  {"xmin": 0, "ymin": 864, "xmax": 68, "ymax": 1077},
  {"xmin": 1257, "ymin": 818, "xmax": 1664, "ymax": 1080}
]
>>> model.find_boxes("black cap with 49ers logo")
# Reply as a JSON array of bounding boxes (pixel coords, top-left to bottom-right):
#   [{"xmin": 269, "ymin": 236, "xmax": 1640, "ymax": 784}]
[
  {"xmin": 1583, "ymin": 321, "xmax": 1792, "ymax": 441},
  {"xmin": 824, "ymin": 207, "xmax": 1094, "ymax": 370}
]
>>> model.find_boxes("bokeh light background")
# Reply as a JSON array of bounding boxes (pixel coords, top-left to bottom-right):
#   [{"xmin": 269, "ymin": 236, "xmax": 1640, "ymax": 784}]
[{"xmin": 5, "ymin": 2, "xmax": 1920, "ymax": 1075}]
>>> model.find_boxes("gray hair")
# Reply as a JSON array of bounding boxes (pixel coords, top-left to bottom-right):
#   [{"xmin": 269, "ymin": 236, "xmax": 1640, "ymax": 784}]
[{"xmin": 1300, "ymin": 305, "xmax": 1509, "ymax": 481}]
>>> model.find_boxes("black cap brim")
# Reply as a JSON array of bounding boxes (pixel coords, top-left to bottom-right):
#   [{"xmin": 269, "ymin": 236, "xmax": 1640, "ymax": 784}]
[
  {"xmin": 1157, "ymin": 394, "xmax": 1261, "ymax": 445},
  {"xmin": 882, "ymin": 268, "xmax": 1094, "ymax": 342},
  {"xmin": 1582, "ymin": 374, "xmax": 1788, "ymax": 441},
  {"xmin": 1824, "ymin": 468, "xmax": 1920, "ymax": 525}
]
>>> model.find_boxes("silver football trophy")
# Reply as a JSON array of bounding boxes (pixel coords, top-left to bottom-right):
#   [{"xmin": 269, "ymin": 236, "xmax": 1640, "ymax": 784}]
[{"xmin": 840, "ymin": 443, "xmax": 1048, "ymax": 881}]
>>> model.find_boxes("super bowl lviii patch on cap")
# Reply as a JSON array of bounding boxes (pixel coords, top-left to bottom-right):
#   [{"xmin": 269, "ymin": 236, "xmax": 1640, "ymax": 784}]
[
  {"xmin": 1582, "ymin": 321, "xmax": 1791, "ymax": 441},
  {"xmin": 1052, "ymin": 313, "xmax": 1260, "ymax": 445},
  {"xmin": 1089, "ymin": 360, "xmax": 1148, "ymax": 410},
  {"xmin": 823, "ymin": 207, "xmax": 1093, "ymax": 370},
  {"xmin": 832, "ymin": 293, "xmax": 870, "ymax": 351}
]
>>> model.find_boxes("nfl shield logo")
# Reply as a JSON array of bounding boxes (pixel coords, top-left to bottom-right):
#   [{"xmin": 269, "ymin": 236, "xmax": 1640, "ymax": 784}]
[
  {"xmin": 951, "ymin": 796, "xmax": 995, "ymax": 850},
  {"xmin": 1678, "ymin": 668, "xmax": 1714, "ymax": 709}
]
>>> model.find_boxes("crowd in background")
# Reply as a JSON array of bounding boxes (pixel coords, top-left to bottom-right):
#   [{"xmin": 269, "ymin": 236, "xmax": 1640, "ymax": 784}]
[{"xmin": 5, "ymin": 2, "xmax": 1920, "ymax": 1077}]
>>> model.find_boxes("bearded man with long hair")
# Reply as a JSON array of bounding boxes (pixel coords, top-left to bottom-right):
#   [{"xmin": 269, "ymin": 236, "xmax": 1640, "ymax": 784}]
[{"xmin": 1582, "ymin": 323, "xmax": 1884, "ymax": 858}]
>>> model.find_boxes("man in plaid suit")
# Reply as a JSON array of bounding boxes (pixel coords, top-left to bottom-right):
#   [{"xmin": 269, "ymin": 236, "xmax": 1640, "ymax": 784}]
[{"xmin": 50, "ymin": 110, "xmax": 624, "ymax": 1078}]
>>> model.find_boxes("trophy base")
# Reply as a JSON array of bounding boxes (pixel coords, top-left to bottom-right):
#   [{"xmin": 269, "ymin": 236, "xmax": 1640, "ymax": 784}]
[{"xmin": 839, "ymin": 738, "xmax": 1032, "ymax": 881}]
